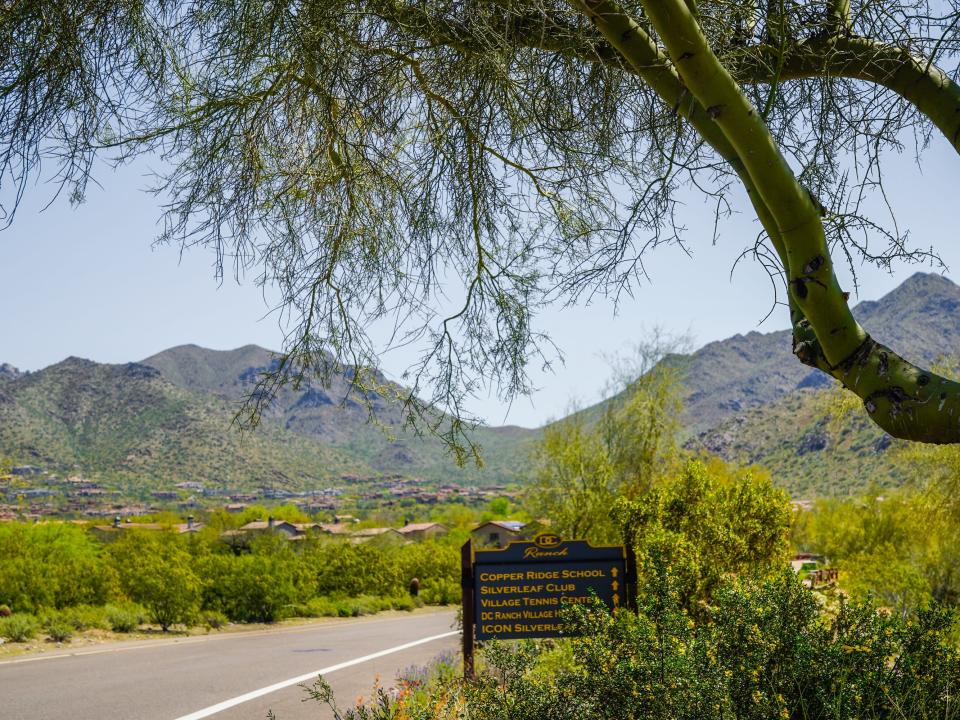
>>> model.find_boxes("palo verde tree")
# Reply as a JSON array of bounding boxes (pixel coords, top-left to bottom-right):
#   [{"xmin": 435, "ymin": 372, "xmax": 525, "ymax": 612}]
[{"xmin": 4, "ymin": 1, "xmax": 960, "ymax": 445}]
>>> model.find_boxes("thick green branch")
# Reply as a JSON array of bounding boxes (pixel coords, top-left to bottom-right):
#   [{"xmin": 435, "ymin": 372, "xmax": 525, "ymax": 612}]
[
  {"xmin": 634, "ymin": 0, "xmax": 859, "ymax": 361},
  {"xmin": 827, "ymin": 0, "xmax": 852, "ymax": 35},
  {"xmin": 623, "ymin": 0, "xmax": 960, "ymax": 443},
  {"xmin": 376, "ymin": 2, "xmax": 960, "ymax": 158},
  {"xmin": 736, "ymin": 36, "xmax": 960, "ymax": 152},
  {"xmin": 566, "ymin": 0, "xmax": 791, "ymax": 271}
]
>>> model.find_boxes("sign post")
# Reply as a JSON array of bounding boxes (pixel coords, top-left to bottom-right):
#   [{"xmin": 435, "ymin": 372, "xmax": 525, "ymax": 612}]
[
  {"xmin": 460, "ymin": 534, "xmax": 634, "ymax": 677},
  {"xmin": 460, "ymin": 540, "xmax": 476, "ymax": 680}
]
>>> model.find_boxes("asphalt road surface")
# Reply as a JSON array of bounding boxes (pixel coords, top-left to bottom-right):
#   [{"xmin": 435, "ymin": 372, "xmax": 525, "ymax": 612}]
[{"xmin": 0, "ymin": 609, "xmax": 459, "ymax": 720}]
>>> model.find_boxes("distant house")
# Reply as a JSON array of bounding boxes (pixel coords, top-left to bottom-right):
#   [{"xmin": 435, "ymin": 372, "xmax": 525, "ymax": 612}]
[
  {"xmin": 349, "ymin": 527, "xmax": 406, "ymax": 544},
  {"xmin": 293, "ymin": 522, "xmax": 324, "ymax": 534},
  {"xmin": 237, "ymin": 518, "xmax": 301, "ymax": 538},
  {"xmin": 90, "ymin": 515, "xmax": 203, "ymax": 541},
  {"xmin": 398, "ymin": 522, "xmax": 448, "ymax": 541},
  {"xmin": 471, "ymin": 520, "xmax": 526, "ymax": 548},
  {"xmin": 317, "ymin": 523, "xmax": 354, "ymax": 535}
]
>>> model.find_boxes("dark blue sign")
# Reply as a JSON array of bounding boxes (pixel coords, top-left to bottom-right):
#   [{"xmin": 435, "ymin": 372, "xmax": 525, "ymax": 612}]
[{"xmin": 472, "ymin": 534, "xmax": 628, "ymax": 640}]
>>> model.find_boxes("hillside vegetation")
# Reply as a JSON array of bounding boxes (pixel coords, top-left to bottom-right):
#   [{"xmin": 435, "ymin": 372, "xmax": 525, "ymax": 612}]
[
  {"xmin": 3, "ymin": 272, "xmax": 959, "ymax": 496},
  {"xmin": 0, "ymin": 358, "xmax": 369, "ymax": 489}
]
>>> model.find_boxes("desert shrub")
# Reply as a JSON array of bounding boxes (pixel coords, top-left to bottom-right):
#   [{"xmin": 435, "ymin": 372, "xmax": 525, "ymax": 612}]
[
  {"xmin": 389, "ymin": 595, "xmax": 415, "ymax": 611},
  {"xmin": 45, "ymin": 620, "xmax": 73, "ymax": 643},
  {"xmin": 0, "ymin": 523, "xmax": 115, "ymax": 612},
  {"xmin": 394, "ymin": 541, "xmax": 460, "ymax": 600},
  {"xmin": 476, "ymin": 568, "xmax": 960, "ymax": 720},
  {"xmin": 292, "ymin": 597, "xmax": 339, "ymax": 618},
  {"xmin": 794, "ymin": 488, "xmax": 960, "ymax": 617},
  {"xmin": 320, "ymin": 562, "xmax": 960, "ymax": 720},
  {"xmin": 419, "ymin": 578, "xmax": 460, "ymax": 606},
  {"xmin": 287, "ymin": 603, "xmax": 313, "ymax": 618},
  {"xmin": 107, "ymin": 531, "xmax": 201, "ymax": 630},
  {"xmin": 616, "ymin": 458, "xmax": 792, "ymax": 615},
  {"xmin": 328, "ymin": 596, "xmax": 383, "ymax": 617},
  {"xmin": 354, "ymin": 595, "xmax": 388, "ymax": 615},
  {"xmin": 202, "ymin": 610, "xmax": 229, "ymax": 630},
  {"xmin": 334, "ymin": 600, "xmax": 354, "ymax": 618},
  {"xmin": 200, "ymin": 542, "xmax": 308, "ymax": 623},
  {"xmin": 58, "ymin": 604, "xmax": 109, "ymax": 631},
  {"xmin": 0, "ymin": 614, "xmax": 39, "ymax": 642},
  {"xmin": 308, "ymin": 597, "xmax": 340, "ymax": 617},
  {"xmin": 104, "ymin": 603, "xmax": 144, "ymax": 633},
  {"xmin": 308, "ymin": 541, "xmax": 405, "ymax": 597}
]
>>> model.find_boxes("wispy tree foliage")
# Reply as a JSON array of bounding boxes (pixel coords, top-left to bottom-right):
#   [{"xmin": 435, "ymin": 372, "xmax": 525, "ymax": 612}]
[{"xmin": 5, "ymin": 1, "xmax": 960, "ymax": 447}]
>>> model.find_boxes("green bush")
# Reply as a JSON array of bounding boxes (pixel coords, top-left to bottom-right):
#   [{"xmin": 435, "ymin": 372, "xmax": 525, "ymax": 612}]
[
  {"xmin": 313, "ymin": 598, "xmax": 339, "ymax": 617},
  {"xmin": 0, "ymin": 614, "xmax": 39, "ymax": 642},
  {"xmin": 351, "ymin": 596, "xmax": 389, "ymax": 616},
  {"xmin": 45, "ymin": 620, "xmax": 73, "ymax": 643},
  {"xmin": 321, "ymin": 561, "xmax": 960, "ymax": 720},
  {"xmin": 202, "ymin": 610, "xmax": 229, "ymax": 630},
  {"xmin": 389, "ymin": 595, "xmax": 415, "ymax": 611},
  {"xmin": 0, "ymin": 523, "xmax": 115, "ymax": 612},
  {"xmin": 330, "ymin": 597, "xmax": 368, "ymax": 617},
  {"xmin": 199, "ymin": 550, "xmax": 306, "ymax": 623},
  {"xmin": 105, "ymin": 603, "xmax": 145, "ymax": 632},
  {"xmin": 473, "ymin": 569, "xmax": 960, "ymax": 720},
  {"xmin": 419, "ymin": 578, "xmax": 460, "ymax": 605},
  {"xmin": 316, "ymin": 598, "xmax": 340, "ymax": 616},
  {"xmin": 59, "ymin": 604, "xmax": 109, "ymax": 631},
  {"xmin": 302, "ymin": 597, "xmax": 339, "ymax": 617},
  {"xmin": 108, "ymin": 531, "xmax": 201, "ymax": 630}
]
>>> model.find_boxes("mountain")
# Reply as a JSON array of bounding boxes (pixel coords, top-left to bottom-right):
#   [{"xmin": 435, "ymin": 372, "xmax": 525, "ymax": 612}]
[
  {"xmin": 0, "ymin": 357, "xmax": 373, "ymax": 490},
  {"xmin": 561, "ymin": 272, "xmax": 960, "ymax": 496},
  {"xmin": 691, "ymin": 388, "xmax": 896, "ymax": 497},
  {"xmin": 677, "ymin": 272, "xmax": 960, "ymax": 435},
  {"xmin": 2, "ymin": 272, "xmax": 957, "ymax": 497},
  {"xmin": 139, "ymin": 344, "xmax": 535, "ymax": 483},
  {"xmin": 680, "ymin": 273, "xmax": 960, "ymax": 495},
  {"xmin": 0, "ymin": 348, "xmax": 534, "ymax": 490}
]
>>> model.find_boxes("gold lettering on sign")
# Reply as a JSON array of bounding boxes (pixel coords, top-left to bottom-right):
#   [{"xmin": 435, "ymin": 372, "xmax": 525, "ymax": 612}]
[{"xmin": 523, "ymin": 546, "xmax": 569, "ymax": 559}]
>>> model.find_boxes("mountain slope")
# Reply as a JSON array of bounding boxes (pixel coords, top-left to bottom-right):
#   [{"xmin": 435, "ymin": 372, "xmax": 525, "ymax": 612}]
[
  {"xmin": 3, "ymin": 272, "xmax": 957, "ymax": 497},
  {"xmin": 588, "ymin": 272, "xmax": 960, "ymax": 437},
  {"xmin": 0, "ymin": 358, "xmax": 373, "ymax": 489},
  {"xmin": 561, "ymin": 272, "xmax": 960, "ymax": 495},
  {"xmin": 141, "ymin": 345, "xmax": 536, "ymax": 484},
  {"xmin": 690, "ymin": 387, "xmax": 896, "ymax": 497},
  {"xmin": 680, "ymin": 273, "xmax": 960, "ymax": 494}
]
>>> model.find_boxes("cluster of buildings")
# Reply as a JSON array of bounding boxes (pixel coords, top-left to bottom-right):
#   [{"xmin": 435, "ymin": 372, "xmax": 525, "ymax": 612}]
[
  {"xmin": 85, "ymin": 514, "xmax": 538, "ymax": 550},
  {"xmin": 221, "ymin": 517, "xmax": 452, "ymax": 544},
  {"xmin": 218, "ymin": 517, "xmax": 539, "ymax": 548},
  {"xmin": 1, "ymin": 464, "xmax": 519, "ymax": 522}
]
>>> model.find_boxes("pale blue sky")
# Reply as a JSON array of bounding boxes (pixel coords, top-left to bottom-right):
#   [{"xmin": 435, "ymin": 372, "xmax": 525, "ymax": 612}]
[{"xmin": 2, "ymin": 137, "xmax": 958, "ymax": 428}]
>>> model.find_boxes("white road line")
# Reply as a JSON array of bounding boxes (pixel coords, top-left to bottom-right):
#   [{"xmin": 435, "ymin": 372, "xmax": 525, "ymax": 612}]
[{"xmin": 173, "ymin": 629, "xmax": 459, "ymax": 720}]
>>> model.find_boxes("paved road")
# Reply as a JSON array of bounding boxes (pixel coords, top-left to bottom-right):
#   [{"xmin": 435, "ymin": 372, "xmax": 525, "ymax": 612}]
[{"xmin": 0, "ymin": 610, "xmax": 459, "ymax": 720}]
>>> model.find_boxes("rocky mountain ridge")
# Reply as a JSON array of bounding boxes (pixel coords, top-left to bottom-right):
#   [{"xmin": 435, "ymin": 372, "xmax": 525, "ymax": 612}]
[{"xmin": 2, "ymin": 272, "xmax": 958, "ymax": 496}]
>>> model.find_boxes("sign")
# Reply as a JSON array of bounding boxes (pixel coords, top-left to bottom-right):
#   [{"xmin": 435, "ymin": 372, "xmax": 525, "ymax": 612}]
[{"xmin": 460, "ymin": 534, "xmax": 635, "ymax": 677}]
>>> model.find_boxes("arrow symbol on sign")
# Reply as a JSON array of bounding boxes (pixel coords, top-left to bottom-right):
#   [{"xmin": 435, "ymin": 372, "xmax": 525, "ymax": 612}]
[
  {"xmin": 612, "ymin": 593, "xmax": 620, "ymax": 606},
  {"xmin": 611, "ymin": 567, "xmax": 619, "ymax": 578},
  {"xmin": 611, "ymin": 580, "xmax": 619, "ymax": 591}
]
